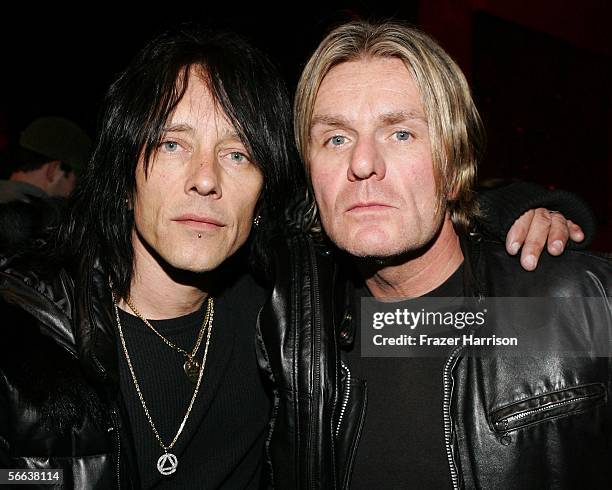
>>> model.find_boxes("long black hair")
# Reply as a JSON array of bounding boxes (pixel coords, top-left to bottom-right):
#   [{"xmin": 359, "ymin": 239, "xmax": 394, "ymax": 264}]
[{"xmin": 56, "ymin": 24, "xmax": 302, "ymax": 298}]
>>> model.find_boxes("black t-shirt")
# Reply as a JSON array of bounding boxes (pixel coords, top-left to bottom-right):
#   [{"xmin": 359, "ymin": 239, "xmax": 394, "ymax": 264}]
[
  {"xmin": 116, "ymin": 271, "xmax": 270, "ymax": 489},
  {"xmin": 346, "ymin": 263, "xmax": 464, "ymax": 489}
]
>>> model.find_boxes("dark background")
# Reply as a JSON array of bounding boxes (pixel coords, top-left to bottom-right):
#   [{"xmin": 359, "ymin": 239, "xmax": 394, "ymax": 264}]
[{"xmin": 0, "ymin": 0, "xmax": 609, "ymax": 249}]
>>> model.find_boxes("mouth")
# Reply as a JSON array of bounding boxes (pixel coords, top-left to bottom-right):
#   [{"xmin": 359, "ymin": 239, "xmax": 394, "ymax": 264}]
[
  {"xmin": 346, "ymin": 202, "xmax": 395, "ymax": 213},
  {"xmin": 172, "ymin": 214, "xmax": 225, "ymax": 229}
]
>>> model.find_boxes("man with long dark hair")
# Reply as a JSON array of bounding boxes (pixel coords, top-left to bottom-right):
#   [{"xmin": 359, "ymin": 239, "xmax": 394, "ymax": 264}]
[
  {"xmin": 0, "ymin": 26, "xmax": 299, "ymax": 489},
  {"xmin": 0, "ymin": 23, "xmax": 592, "ymax": 489}
]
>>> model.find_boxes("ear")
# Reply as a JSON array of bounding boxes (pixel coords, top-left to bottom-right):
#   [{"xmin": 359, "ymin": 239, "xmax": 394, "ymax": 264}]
[{"xmin": 44, "ymin": 160, "xmax": 63, "ymax": 184}]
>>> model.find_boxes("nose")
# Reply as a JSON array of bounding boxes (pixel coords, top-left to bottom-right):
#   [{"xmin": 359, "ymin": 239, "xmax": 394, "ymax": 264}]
[
  {"xmin": 347, "ymin": 136, "xmax": 386, "ymax": 181},
  {"xmin": 185, "ymin": 155, "xmax": 222, "ymax": 198}
]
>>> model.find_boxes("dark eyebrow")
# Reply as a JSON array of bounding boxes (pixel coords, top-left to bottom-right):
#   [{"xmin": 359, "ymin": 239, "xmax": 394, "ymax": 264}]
[{"xmin": 379, "ymin": 110, "xmax": 427, "ymax": 126}]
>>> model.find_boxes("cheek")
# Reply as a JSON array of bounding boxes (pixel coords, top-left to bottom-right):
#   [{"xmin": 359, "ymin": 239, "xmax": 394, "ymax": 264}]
[
  {"xmin": 238, "ymin": 201, "xmax": 257, "ymax": 230},
  {"xmin": 395, "ymin": 153, "xmax": 436, "ymax": 195},
  {"xmin": 310, "ymin": 165, "xmax": 338, "ymax": 214},
  {"xmin": 231, "ymin": 176, "xmax": 263, "ymax": 231},
  {"xmin": 133, "ymin": 185, "xmax": 166, "ymax": 231},
  {"xmin": 416, "ymin": 172, "xmax": 439, "ymax": 217},
  {"xmin": 246, "ymin": 174, "xmax": 264, "ymax": 215}
]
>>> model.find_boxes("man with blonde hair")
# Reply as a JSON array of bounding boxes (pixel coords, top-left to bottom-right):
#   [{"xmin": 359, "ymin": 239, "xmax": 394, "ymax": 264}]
[{"xmin": 260, "ymin": 20, "xmax": 611, "ymax": 489}]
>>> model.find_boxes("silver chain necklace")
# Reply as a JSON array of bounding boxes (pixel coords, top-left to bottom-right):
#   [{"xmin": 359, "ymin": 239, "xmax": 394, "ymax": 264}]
[{"xmin": 112, "ymin": 293, "xmax": 214, "ymax": 476}]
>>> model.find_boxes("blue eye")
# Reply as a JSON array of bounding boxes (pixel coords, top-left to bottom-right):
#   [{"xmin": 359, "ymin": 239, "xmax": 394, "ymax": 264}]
[
  {"xmin": 161, "ymin": 141, "xmax": 179, "ymax": 152},
  {"xmin": 395, "ymin": 131, "xmax": 410, "ymax": 141},
  {"xmin": 330, "ymin": 135, "xmax": 346, "ymax": 146},
  {"xmin": 229, "ymin": 152, "xmax": 246, "ymax": 162}
]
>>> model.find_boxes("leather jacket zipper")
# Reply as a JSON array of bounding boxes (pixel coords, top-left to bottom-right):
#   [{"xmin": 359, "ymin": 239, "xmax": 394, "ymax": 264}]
[
  {"xmin": 336, "ymin": 361, "xmax": 352, "ymax": 437},
  {"xmin": 307, "ymin": 241, "xmax": 323, "ymax": 489},
  {"xmin": 492, "ymin": 383, "xmax": 605, "ymax": 433},
  {"xmin": 110, "ymin": 409, "xmax": 121, "ymax": 490},
  {"xmin": 499, "ymin": 395, "xmax": 593, "ymax": 429},
  {"xmin": 443, "ymin": 346, "xmax": 464, "ymax": 490}
]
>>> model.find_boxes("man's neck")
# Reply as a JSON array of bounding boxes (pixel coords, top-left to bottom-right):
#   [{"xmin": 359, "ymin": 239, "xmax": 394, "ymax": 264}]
[
  {"xmin": 118, "ymin": 234, "xmax": 209, "ymax": 320},
  {"xmin": 363, "ymin": 216, "xmax": 464, "ymax": 299}
]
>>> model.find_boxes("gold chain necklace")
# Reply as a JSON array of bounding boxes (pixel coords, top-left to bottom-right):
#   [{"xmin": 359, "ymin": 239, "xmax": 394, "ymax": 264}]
[
  {"xmin": 112, "ymin": 294, "xmax": 214, "ymax": 476},
  {"xmin": 124, "ymin": 296, "xmax": 212, "ymax": 384}
]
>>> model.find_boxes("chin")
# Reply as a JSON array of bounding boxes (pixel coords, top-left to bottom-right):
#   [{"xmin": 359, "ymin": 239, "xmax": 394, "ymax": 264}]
[
  {"xmin": 344, "ymin": 244, "xmax": 404, "ymax": 259},
  {"xmin": 182, "ymin": 260, "xmax": 223, "ymax": 273},
  {"xmin": 331, "ymin": 226, "xmax": 430, "ymax": 260},
  {"xmin": 162, "ymin": 247, "xmax": 226, "ymax": 274},
  {"xmin": 332, "ymin": 234, "xmax": 401, "ymax": 259}
]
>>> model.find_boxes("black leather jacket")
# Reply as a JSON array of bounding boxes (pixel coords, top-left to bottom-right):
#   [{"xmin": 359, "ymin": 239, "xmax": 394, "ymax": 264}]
[
  {"xmin": 0, "ymin": 182, "xmax": 602, "ymax": 489},
  {"xmin": 257, "ymin": 233, "xmax": 612, "ymax": 489},
  {"xmin": 0, "ymin": 256, "xmax": 139, "ymax": 488}
]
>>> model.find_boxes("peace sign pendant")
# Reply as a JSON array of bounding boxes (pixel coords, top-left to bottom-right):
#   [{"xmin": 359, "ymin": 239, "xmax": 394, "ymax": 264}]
[{"xmin": 157, "ymin": 452, "xmax": 178, "ymax": 475}]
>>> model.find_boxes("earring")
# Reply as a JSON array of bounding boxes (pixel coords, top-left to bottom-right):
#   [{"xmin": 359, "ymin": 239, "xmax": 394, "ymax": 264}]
[{"xmin": 253, "ymin": 215, "xmax": 261, "ymax": 227}]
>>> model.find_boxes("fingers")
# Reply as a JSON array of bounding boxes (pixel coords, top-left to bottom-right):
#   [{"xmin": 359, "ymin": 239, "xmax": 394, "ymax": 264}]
[
  {"xmin": 545, "ymin": 212, "xmax": 569, "ymax": 256},
  {"xmin": 507, "ymin": 209, "xmax": 584, "ymax": 271},
  {"xmin": 567, "ymin": 220, "xmax": 585, "ymax": 243},
  {"xmin": 506, "ymin": 209, "xmax": 534, "ymax": 256},
  {"xmin": 519, "ymin": 208, "xmax": 553, "ymax": 271}
]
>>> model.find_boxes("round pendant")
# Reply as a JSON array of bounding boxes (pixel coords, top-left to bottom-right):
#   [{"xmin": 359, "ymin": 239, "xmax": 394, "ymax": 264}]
[
  {"xmin": 157, "ymin": 452, "xmax": 178, "ymax": 475},
  {"xmin": 184, "ymin": 358, "xmax": 200, "ymax": 384}
]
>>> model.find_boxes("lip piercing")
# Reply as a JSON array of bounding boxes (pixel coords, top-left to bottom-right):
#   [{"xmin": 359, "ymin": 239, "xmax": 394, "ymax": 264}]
[{"xmin": 197, "ymin": 233, "xmax": 202, "ymax": 238}]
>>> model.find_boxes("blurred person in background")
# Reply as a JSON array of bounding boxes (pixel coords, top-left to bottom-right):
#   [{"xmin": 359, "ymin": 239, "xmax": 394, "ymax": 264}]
[{"xmin": 0, "ymin": 116, "xmax": 91, "ymax": 255}]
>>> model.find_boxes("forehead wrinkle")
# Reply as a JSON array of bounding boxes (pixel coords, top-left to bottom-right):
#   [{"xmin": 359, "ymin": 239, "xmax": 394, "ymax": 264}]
[
  {"xmin": 206, "ymin": 100, "xmax": 243, "ymax": 143},
  {"xmin": 163, "ymin": 123, "xmax": 194, "ymax": 133},
  {"xmin": 167, "ymin": 107, "xmax": 240, "ymax": 142}
]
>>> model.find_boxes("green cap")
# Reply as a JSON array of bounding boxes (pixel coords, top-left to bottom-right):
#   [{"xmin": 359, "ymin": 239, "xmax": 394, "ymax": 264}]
[{"xmin": 19, "ymin": 116, "xmax": 92, "ymax": 174}]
